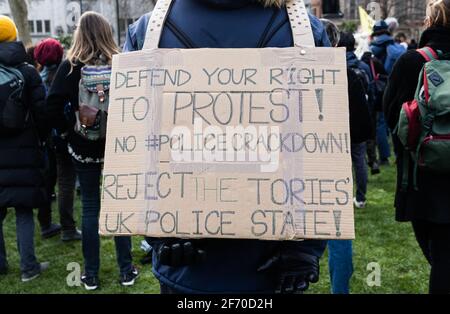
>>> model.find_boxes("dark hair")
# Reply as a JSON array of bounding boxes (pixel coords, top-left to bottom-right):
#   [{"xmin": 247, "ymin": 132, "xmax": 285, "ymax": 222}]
[
  {"xmin": 338, "ymin": 32, "xmax": 356, "ymax": 52},
  {"xmin": 320, "ymin": 19, "xmax": 340, "ymax": 47},
  {"xmin": 25, "ymin": 46, "xmax": 38, "ymax": 68}
]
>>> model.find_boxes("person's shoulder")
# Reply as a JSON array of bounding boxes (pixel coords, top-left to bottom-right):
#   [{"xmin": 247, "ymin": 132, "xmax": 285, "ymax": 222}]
[
  {"xmin": 16, "ymin": 62, "xmax": 41, "ymax": 82},
  {"xmin": 397, "ymin": 49, "xmax": 426, "ymax": 67},
  {"xmin": 127, "ymin": 13, "xmax": 151, "ymax": 51}
]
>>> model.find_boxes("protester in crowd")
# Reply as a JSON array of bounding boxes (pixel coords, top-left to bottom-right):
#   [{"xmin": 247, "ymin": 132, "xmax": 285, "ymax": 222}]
[
  {"xmin": 25, "ymin": 40, "xmax": 61, "ymax": 239},
  {"xmin": 321, "ymin": 26, "xmax": 371, "ymax": 294},
  {"xmin": 383, "ymin": 0, "xmax": 450, "ymax": 294},
  {"xmin": 47, "ymin": 12, "xmax": 137, "ymax": 290},
  {"xmin": 0, "ymin": 15, "xmax": 49, "ymax": 281},
  {"xmin": 34, "ymin": 38, "xmax": 81, "ymax": 242},
  {"xmin": 370, "ymin": 20, "xmax": 406, "ymax": 165},
  {"xmin": 25, "ymin": 45, "xmax": 39, "ymax": 70},
  {"xmin": 321, "ymin": 24, "xmax": 352, "ymax": 294},
  {"xmin": 339, "ymin": 32, "xmax": 372, "ymax": 209},
  {"xmin": 408, "ymin": 39, "xmax": 418, "ymax": 50},
  {"xmin": 361, "ymin": 51, "xmax": 385, "ymax": 173},
  {"xmin": 124, "ymin": 0, "xmax": 330, "ymax": 294},
  {"xmin": 385, "ymin": 17, "xmax": 400, "ymax": 35},
  {"xmin": 395, "ymin": 32, "xmax": 409, "ymax": 50}
]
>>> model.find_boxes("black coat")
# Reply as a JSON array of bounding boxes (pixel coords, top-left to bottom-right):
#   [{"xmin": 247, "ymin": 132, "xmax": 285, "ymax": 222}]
[
  {"xmin": 383, "ymin": 26, "xmax": 450, "ymax": 223},
  {"xmin": 0, "ymin": 42, "xmax": 47, "ymax": 209},
  {"xmin": 46, "ymin": 60, "xmax": 105, "ymax": 163},
  {"xmin": 348, "ymin": 68, "xmax": 372, "ymax": 144}
]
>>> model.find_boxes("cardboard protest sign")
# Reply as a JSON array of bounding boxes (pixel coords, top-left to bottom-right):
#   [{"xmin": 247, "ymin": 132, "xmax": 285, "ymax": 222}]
[{"xmin": 99, "ymin": 46, "xmax": 355, "ymax": 240}]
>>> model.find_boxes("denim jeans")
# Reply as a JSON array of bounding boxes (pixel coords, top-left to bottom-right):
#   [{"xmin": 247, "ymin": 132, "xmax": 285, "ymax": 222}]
[
  {"xmin": 73, "ymin": 161, "xmax": 133, "ymax": 277},
  {"xmin": 0, "ymin": 208, "xmax": 40, "ymax": 274},
  {"xmin": 376, "ymin": 113, "xmax": 391, "ymax": 161},
  {"xmin": 328, "ymin": 240, "xmax": 354, "ymax": 294},
  {"xmin": 351, "ymin": 143, "xmax": 368, "ymax": 203}
]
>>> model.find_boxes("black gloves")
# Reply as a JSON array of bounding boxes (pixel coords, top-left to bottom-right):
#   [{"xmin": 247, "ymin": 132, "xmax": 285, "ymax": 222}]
[
  {"xmin": 258, "ymin": 249, "xmax": 320, "ymax": 294},
  {"xmin": 155, "ymin": 239, "xmax": 206, "ymax": 268}
]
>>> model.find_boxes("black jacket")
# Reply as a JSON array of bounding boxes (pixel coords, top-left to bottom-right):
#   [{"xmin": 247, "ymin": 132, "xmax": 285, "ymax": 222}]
[
  {"xmin": 383, "ymin": 26, "xmax": 450, "ymax": 223},
  {"xmin": 46, "ymin": 60, "xmax": 105, "ymax": 163},
  {"xmin": 348, "ymin": 68, "xmax": 372, "ymax": 144},
  {"xmin": 0, "ymin": 42, "xmax": 47, "ymax": 209}
]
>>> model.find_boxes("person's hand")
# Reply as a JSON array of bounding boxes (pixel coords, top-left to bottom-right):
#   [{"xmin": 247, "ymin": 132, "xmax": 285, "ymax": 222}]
[
  {"xmin": 258, "ymin": 249, "xmax": 320, "ymax": 294},
  {"xmin": 155, "ymin": 239, "xmax": 206, "ymax": 267}
]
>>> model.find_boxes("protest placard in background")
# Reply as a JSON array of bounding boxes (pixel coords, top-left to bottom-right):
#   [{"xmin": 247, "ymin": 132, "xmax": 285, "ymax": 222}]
[{"xmin": 99, "ymin": 47, "xmax": 354, "ymax": 240}]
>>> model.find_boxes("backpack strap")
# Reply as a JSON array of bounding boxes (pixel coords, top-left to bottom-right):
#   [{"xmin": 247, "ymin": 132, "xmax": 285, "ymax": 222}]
[
  {"xmin": 142, "ymin": 0, "xmax": 315, "ymax": 50},
  {"xmin": 417, "ymin": 47, "xmax": 438, "ymax": 62}
]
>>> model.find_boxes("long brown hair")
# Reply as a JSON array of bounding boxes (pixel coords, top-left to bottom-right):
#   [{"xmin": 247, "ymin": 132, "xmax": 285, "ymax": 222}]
[
  {"xmin": 66, "ymin": 11, "xmax": 119, "ymax": 69},
  {"xmin": 426, "ymin": 0, "xmax": 450, "ymax": 28}
]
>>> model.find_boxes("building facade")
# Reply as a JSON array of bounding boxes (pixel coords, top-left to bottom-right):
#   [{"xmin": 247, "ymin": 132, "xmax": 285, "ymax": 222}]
[
  {"xmin": 308, "ymin": 0, "xmax": 426, "ymax": 38},
  {"xmin": 0, "ymin": 0, "xmax": 155, "ymax": 45}
]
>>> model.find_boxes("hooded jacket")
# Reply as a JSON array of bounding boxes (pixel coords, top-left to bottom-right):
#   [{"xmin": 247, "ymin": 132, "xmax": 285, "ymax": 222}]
[
  {"xmin": 124, "ymin": 0, "xmax": 329, "ymax": 294},
  {"xmin": 0, "ymin": 42, "xmax": 47, "ymax": 209},
  {"xmin": 383, "ymin": 26, "xmax": 450, "ymax": 224}
]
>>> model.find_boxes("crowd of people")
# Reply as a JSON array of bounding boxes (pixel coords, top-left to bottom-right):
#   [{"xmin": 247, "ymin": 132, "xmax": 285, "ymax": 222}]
[{"xmin": 0, "ymin": 0, "xmax": 449, "ymax": 294}]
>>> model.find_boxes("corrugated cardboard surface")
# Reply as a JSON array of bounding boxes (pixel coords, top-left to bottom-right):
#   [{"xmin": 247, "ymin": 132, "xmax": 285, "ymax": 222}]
[{"xmin": 99, "ymin": 47, "xmax": 355, "ymax": 240}]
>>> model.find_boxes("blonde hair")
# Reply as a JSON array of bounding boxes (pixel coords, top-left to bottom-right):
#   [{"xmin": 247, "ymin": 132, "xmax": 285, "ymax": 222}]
[
  {"xmin": 66, "ymin": 11, "xmax": 119, "ymax": 69},
  {"xmin": 426, "ymin": 0, "xmax": 450, "ymax": 27},
  {"xmin": 259, "ymin": 0, "xmax": 287, "ymax": 7}
]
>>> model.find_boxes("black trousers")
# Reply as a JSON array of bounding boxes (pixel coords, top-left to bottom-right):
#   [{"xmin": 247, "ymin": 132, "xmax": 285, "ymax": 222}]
[
  {"xmin": 38, "ymin": 148, "xmax": 77, "ymax": 231},
  {"xmin": 37, "ymin": 141, "xmax": 57, "ymax": 229},
  {"xmin": 412, "ymin": 220, "xmax": 450, "ymax": 294}
]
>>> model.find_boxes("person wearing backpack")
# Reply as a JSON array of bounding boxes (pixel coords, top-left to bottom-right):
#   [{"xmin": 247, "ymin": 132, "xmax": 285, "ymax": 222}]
[
  {"xmin": 124, "ymin": 0, "xmax": 330, "ymax": 294},
  {"xmin": 34, "ymin": 38, "xmax": 81, "ymax": 242},
  {"xmin": 339, "ymin": 32, "xmax": 373, "ymax": 209},
  {"xmin": 0, "ymin": 15, "xmax": 50, "ymax": 282},
  {"xmin": 323, "ymin": 28, "xmax": 372, "ymax": 294},
  {"xmin": 370, "ymin": 20, "xmax": 406, "ymax": 167},
  {"xmin": 46, "ymin": 12, "xmax": 138, "ymax": 291},
  {"xmin": 383, "ymin": 0, "xmax": 450, "ymax": 294}
]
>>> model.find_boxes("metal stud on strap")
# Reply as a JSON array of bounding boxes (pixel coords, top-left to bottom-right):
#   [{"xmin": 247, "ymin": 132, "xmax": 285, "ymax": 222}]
[
  {"xmin": 142, "ymin": 0, "xmax": 174, "ymax": 50},
  {"xmin": 142, "ymin": 0, "xmax": 315, "ymax": 50}
]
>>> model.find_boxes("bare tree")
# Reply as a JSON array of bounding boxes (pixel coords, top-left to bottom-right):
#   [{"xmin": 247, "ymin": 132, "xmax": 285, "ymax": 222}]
[
  {"xmin": 341, "ymin": 0, "xmax": 426, "ymax": 23},
  {"xmin": 7, "ymin": 0, "xmax": 32, "ymax": 46}
]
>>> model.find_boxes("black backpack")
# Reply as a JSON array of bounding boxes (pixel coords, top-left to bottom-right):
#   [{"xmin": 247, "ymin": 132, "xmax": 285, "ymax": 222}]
[{"xmin": 0, "ymin": 63, "xmax": 28, "ymax": 136}]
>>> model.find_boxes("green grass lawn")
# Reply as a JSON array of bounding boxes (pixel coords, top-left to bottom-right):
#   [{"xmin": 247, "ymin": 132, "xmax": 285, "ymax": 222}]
[{"xmin": 0, "ymin": 162, "xmax": 429, "ymax": 294}]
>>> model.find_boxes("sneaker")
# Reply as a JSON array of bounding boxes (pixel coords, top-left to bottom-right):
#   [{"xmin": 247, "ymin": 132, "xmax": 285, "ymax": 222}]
[
  {"xmin": 41, "ymin": 224, "xmax": 62, "ymax": 239},
  {"xmin": 120, "ymin": 267, "xmax": 139, "ymax": 287},
  {"xmin": 81, "ymin": 274, "xmax": 100, "ymax": 291},
  {"xmin": 21, "ymin": 262, "xmax": 49, "ymax": 282},
  {"xmin": 354, "ymin": 198, "xmax": 367, "ymax": 209},
  {"xmin": 62, "ymin": 229, "xmax": 82, "ymax": 242}
]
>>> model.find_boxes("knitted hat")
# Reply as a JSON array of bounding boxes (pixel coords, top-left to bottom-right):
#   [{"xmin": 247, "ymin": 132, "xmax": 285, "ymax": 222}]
[
  {"xmin": 373, "ymin": 20, "xmax": 389, "ymax": 33},
  {"xmin": 34, "ymin": 38, "xmax": 64, "ymax": 66},
  {"xmin": 0, "ymin": 15, "xmax": 17, "ymax": 43}
]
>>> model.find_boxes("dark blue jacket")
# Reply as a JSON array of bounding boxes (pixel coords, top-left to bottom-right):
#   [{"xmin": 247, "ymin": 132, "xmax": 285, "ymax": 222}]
[
  {"xmin": 124, "ymin": 0, "xmax": 329, "ymax": 294},
  {"xmin": 370, "ymin": 34, "xmax": 406, "ymax": 74},
  {"xmin": 346, "ymin": 51, "xmax": 372, "ymax": 82}
]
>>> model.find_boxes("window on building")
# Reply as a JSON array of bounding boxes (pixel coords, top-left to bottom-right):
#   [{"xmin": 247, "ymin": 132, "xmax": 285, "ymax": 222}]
[
  {"xmin": 44, "ymin": 20, "xmax": 51, "ymax": 34},
  {"xmin": 36, "ymin": 20, "xmax": 43, "ymax": 33},
  {"xmin": 28, "ymin": 20, "xmax": 35, "ymax": 33}
]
